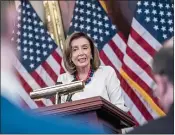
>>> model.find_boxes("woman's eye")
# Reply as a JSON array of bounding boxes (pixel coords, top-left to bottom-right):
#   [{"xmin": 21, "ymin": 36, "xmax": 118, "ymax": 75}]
[
  {"xmin": 72, "ymin": 48, "xmax": 77, "ymax": 52},
  {"xmin": 83, "ymin": 47, "xmax": 88, "ymax": 50}
]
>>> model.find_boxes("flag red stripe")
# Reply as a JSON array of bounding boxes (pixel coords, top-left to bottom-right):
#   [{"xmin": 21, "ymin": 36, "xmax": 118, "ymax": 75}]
[
  {"xmin": 30, "ymin": 71, "xmax": 47, "ymax": 88},
  {"xmin": 122, "ymin": 64, "xmax": 152, "ymax": 95},
  {"xmin": 130, "ymin": 28, "xmax": 156, "ymax": 56},
  {"xmin": 126, "ymin": 46, "xmax": 154, "ymax": 79},
  {"xmin": 120, "ymin": 76, "xmax": 153, "ymax": 121},
  {"xmin": 127, "ymin": 112, "xmax": 139, "ymax": 126},
  {"xmin": 15, "ymin": 70, "xmax": 32, "ymax": 94},
  {"xmin": 30, "ymin": 70, "xmax": 55, "ymax": 104},
  {"xmin": 50, "ymin": 96, "xmax": 56, "ymax": 104},
  {"xmin": 52, "ymin": 50, "xmax": 62, "ymax": 65},
  {"xmin": 60, "ymin": 66, "xmax": 65, "ymax": 74},
  {"xmin": 106, "ymin": 39, "xmax": 158, "ymax": 108},
  {"xmin": 118, "ymin": 32, "xmax": 156, "ymax": 101},
  {"xmin": 41, "ymin": 61, "xmax": 58, "ymax": 83},
  {"xmin": 31, "ymin": 69, "xmax": 55, "ymax": 104},
  {"xmin": 100, "ymin": 51, "xmax": 153, "ymax": 121},
  {"xmin": 122, "ymin": 64, "xmax": 159, "ymax": 104},
  {"xmin": 16, "ymin": 70, "xmax": 45, "ymax": 107},
  {"xmin": 118, "ymin": 32, "xmax": 128, "ymax": 43},
  {"xmin": 108, "ymin": 39, "xmax": 124, "ymax": 63},
  {"xmin": 19, "ymin": 96, "xmax": 30, "ymax": 109}
]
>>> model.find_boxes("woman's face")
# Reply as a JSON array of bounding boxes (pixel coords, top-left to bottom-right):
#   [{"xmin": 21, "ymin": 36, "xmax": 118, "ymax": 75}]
[{"xmin": 71, "ymin": 37, "xmax": 92, "ymax": 69}]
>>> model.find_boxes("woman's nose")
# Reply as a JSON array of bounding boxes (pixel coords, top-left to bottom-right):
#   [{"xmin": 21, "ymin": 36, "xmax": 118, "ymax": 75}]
[{"xmin": 78, "ymin": 49, "xmax": 84, "ymax": 55}]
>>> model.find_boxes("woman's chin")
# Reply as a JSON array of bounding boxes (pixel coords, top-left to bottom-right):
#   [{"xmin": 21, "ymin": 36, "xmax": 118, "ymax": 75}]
[{"xmin": 76, "ymin": 63, "xmax": 89, "ymax": 68}]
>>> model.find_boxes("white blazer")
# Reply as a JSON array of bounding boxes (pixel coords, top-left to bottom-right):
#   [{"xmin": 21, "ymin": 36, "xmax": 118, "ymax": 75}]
[{"xmin": 57, "ymin": 66, "xmax": 129, "ymax": 112}]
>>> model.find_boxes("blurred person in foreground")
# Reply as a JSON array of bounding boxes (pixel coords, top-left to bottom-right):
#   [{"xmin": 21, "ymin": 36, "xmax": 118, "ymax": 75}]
[
  {"xmin": 57, "ymin": 32, "xmax": 128, "ymax": 112},
  {"xmin": 129, "ymin": 44, "xmax": 174, "ymax": 134},
  {"xmin": 1, "ymin": 3, "xmax": 102, "ymax": 134},
  {"xmin": 1, "ymin": 2, "xmax": 24, "ymax": 106}
]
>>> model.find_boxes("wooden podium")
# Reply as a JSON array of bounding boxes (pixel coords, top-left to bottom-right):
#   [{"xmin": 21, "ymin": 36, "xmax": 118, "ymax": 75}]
[{"xmin": 34, "ymin": 96, "xmax": 135, "ymax": 133}]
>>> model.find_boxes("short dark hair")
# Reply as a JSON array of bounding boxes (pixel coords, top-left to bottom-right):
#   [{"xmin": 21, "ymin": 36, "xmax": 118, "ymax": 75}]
[{"xmin": 152, "ymin": 47, "xmax": 174, "ymax": 85}]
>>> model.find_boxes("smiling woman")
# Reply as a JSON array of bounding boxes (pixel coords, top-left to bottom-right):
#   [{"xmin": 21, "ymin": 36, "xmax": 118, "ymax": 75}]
[
  {"xmin": 57, "ymin": 32, "xmax": 128, "ymax": 112},
  {"xmin": 63, "ymin": 32, "xmax": 100, "ymax": 75}
]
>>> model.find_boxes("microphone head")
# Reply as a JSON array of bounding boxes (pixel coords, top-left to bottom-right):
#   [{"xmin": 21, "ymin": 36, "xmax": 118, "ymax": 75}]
[{"xmin": 56, "ymin": 82, "xmax": 63, "ymax": 85}]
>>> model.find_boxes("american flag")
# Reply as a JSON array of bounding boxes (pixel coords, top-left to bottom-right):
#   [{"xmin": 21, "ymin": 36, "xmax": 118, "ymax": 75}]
[
  {"xmin": 68, "ymin": 0, "xmax": 174, "ymax": 125},
  {"xmin": 11, "ymin": 0, "xmax": 64, "ymax": 108},
  {"xmin": 121, "ymin": 0, "xmax": 174, "ymax": 124}
]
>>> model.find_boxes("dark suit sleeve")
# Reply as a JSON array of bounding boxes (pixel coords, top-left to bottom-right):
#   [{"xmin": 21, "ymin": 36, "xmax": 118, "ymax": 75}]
[{"xmin": 128, "ymin": 116, "xmax": 174, "ymax": 134}]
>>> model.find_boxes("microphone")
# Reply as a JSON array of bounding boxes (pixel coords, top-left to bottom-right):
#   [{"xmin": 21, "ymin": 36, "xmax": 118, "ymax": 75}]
[
  {"xmin": 30, "ymin": 81, "xmax": 84, "ymax": 100},
  {"xmin": 56, "ymin": 82, "xmax": 63, "ymax": 85},
  {"xmin": 56, "ymin": 81, "xmax": 73, "ymax": 102},
  {"xmin": 66, "ymin": 78, "xmax": 77, "ymax": 102}
]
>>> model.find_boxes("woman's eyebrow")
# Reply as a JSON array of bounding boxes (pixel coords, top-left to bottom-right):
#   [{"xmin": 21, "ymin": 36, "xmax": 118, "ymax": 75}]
[
  {"xmin": 71, "ymin": 45, "xmax": 78, "ymax": 48},
  {"xmin": 81, "ymin": 44, "xmax": 89, "ymax": 47},
  {"xmin": 72, "ymin": 43, "xmax": 89, "ymax": 47}
]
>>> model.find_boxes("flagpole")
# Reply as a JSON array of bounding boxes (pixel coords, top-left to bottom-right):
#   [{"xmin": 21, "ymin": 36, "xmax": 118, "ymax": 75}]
[
  {"xmin": 99, "ymin": 0, "xmax": 108, "ymax": 13},
  {"xmin": 43, "ymin": 1, "xmax": 65, "ymax": 51}
]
